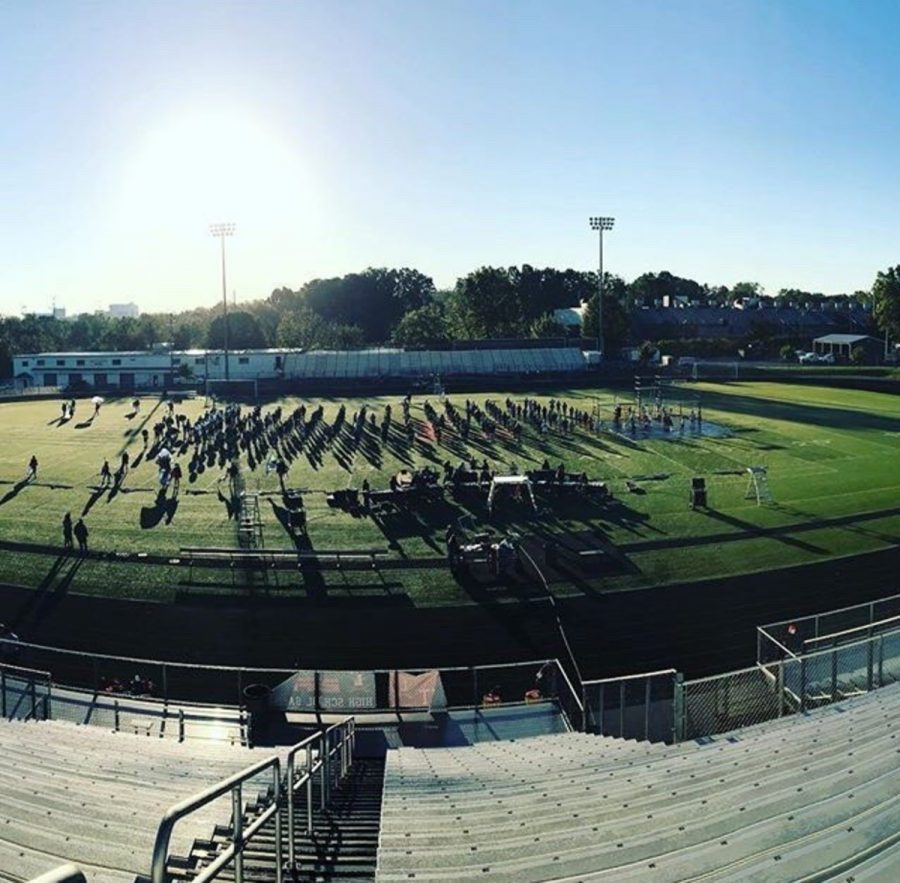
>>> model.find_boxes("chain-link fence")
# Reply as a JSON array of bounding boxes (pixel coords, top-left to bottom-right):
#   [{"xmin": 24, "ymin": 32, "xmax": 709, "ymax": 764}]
[
  {"xmin": 678, "ymin": 664, "xmax": 786, "ymax": 740},
  {"xmin": 680, "ymin": 626, "xmax": 900, "ymax": 740},
  {"xmin": 583, "ymin": 669, "xmax": 677, "ymax": 743}
]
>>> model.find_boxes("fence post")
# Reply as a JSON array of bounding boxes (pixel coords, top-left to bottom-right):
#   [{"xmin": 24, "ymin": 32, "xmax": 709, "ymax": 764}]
[
  {"xmin": 598, "ymin": 684, "xmax": 605, "ymax": 736},
  {"xmin": 472, "ymin": 667, "xmax": 478, "ymax": 709},
  {"xmin": 618, "ymin": 681, "xmax": 625, "ymax": 739},
  {"xmin": 644, "ymin": 678, "xmax": 651, "ymax": 742},
  {"xmin": 776, "ymin": 662, "xmax": 784, "ymax": 718},
  {"xmin": 866, "ymin": 638, "xmax": 874, "ymax": 692},
  {"xmin": 178, "ymin": 708, "xmax": 185, "ymax": 742},
  {"xmin": 1, "ymin": 669, "xmax": 5, "ymax": 718},
  {"xmin": 306, "ymin": 743, "xmax": 314, "ymax": 835},
  {"xmin": 232, "ymin": 783, "xmax": 244, "ymax": 883},
  {"xmin": 46, "ymin": 679, "xmax": 53, "ymax": 721},
  {"xmin": 581, "ymin": 684, "xmax": 588, "ymax": 733},
  {"xmin": 162, "ymin": 663, "xmax": 169, "ymax": 703},
  {"xmin": 830, "ymin": 649, "xmax": 838, "ymax": 702},
  {"xmin": 393, "ymin": 670, "xmax": 401, "ymax": 716},
  {"xmin": 672, "ymin": 673, "xmax": 684, "ymax": 743},
  {"xmin": 878, "ymin": 636, "xmax": 884, "ymax": 687},
  {"xmin": 273, "ymin": 764, "xmax": 283, "ymax": 883},
  {"xmin": 799, "ymin": 657, "xmax": 807, "ymax": 713},
  {"xmin": 320, "ymin": 733, "xmax": 328, "ymax": 809},
  {"xmin": 114, "ymin": 699, "xmax": 120, "ymax": 732},
  {"xmin": 30, "ymin": 678, "xmax": 37, "ymax": 720}
]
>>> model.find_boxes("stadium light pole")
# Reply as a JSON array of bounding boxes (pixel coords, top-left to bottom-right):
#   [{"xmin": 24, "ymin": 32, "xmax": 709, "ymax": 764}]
[
  {"xmin": 588, "ymin": 216, "xmax": 615, "ymax": 358},
  {"xmin": 209, "ymin": 223, "xmax": 236, "ymax": 381}
]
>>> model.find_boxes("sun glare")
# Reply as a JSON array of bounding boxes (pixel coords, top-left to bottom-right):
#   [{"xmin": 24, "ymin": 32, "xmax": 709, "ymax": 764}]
[{"xmin": 118, "ymin": 105, "xmax": 314, "ymax": 233}]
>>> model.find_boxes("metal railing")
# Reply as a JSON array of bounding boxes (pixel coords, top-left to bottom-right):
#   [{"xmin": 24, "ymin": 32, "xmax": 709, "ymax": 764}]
[
  {"xmin": 801, "ymin": 613, "xmax": 900, "ymax": 652},
  {"xmin": 677, "ymin": 627, "xmax": 900, "ymax": 741},
  {"xmin": 150, "ymin": 717, "xmax": 355, "ymax": 883},
  {"xmin": 758, "ymin": 592, "xmax": 900, "ymax": 663},
  {"xmin": 1, "ymin": 661, "xmax": 52, "ymax": 721},
  {"xmin": 582, "ymin": 669, "xmax": 677, "ymax": 743},
  {"xmin": 0, "ymin": 639, "xmax": 575, "ymax": 726},
  {"xmin": 284, "ymin": 718, "xmax": 355, "ymax": 868}
]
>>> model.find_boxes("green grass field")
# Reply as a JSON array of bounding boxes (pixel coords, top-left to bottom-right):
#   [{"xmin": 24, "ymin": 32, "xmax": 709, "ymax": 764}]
[{"xmin": 0, "ymin": 381, "xmax": 898, "ymax": 605}]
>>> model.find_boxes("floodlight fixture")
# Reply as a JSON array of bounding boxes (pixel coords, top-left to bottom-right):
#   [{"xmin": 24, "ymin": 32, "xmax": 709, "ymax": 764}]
[
  {"xmin": 588, "ymin": 215, "xmax": 615, "ymax": 357},
  {"xmin": 209, "ymin": 223, "xmax": 236, "ymax": 381}
]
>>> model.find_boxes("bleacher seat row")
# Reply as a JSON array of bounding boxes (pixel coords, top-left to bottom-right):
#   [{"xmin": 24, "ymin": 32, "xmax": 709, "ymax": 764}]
[
  {"xmin": 376, "ymin": 684, "xmax": 900, "ymax": 881},
  {"xmin": 3, "ymin": 684, "xmax": 900, "ymax": 883},
  {"xmin": 0, "ymin": 720, "xmax": 267, "ymax": 883},
  {"xmin": 280, "ymin": 347, "xmax": 587, "ymax": 380}
]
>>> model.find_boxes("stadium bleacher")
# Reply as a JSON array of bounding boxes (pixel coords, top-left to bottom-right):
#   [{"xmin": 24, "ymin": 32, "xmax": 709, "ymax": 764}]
[
  {"xmin": 375, "ymin": 684, "xmax": 900, "ymax": 881},
  {"xmin": 0, "ymin": 719, "xmax": 266, "ymax": 883},
  {"xmin": 280, "ymin": 347, "xmax": 587, "ymax": 381}
]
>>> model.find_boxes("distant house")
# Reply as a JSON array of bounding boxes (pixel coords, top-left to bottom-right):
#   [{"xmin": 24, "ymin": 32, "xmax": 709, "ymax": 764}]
[
  {"xmin": 631, "ymin": 305, "xmax": 873, "ymax": 344},
  {"xmin": 812, "ymin": 334, "xmax": 883, "ymax": 363}
]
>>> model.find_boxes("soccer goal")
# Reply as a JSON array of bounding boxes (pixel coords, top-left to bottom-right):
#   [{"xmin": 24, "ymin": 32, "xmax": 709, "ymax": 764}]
[
  {"xmin": 689, "ymin": 361, "xmax": 741, "ymax": 381},
  {"xmin": 206, "ymin": 378, "xmax": 258, "ymax": 402},
  {"xmin": 745, "ymin": 466, "xmax": 773, "ymax": 505}
]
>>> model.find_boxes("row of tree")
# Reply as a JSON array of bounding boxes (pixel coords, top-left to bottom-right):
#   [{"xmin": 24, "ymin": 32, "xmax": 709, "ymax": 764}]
[{"xmin": 2, "ymin": 264, "xmax": 897, "ymax": 378}]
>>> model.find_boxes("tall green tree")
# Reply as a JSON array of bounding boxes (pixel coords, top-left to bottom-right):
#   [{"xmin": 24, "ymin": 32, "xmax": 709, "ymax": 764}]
[
  {"xmin": 207, "ymin": 311, "xmax": 267, "ymax": 350},
  {"xmin": 529, "ymin": 313, "xmax": 567, "ymax": 339},
  {"xmin": 392, "ymin": 304, "xmax": 450, "ymax": 347},
  {"xmin": 872, "ymin": 266, "xmax": 900, "ymax": 339},
  {"xmin": 451, "ymin": 267, "xmax": 524, "ymax": 338},
  {"xmin": 581, "ymin": 294, "xmax": 629, "ymax": 353}
]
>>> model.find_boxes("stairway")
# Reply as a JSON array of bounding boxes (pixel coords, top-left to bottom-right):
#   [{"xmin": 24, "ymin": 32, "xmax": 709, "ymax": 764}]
[{"xmin": 171, "ymin": 758, "xmax": 384, "ymax": 883}]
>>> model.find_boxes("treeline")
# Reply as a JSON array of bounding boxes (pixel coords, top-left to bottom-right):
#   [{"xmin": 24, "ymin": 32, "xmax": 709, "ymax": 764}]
[{"xmin": 0, "ymin": 264, "xmax": 880, "ymax": 378}]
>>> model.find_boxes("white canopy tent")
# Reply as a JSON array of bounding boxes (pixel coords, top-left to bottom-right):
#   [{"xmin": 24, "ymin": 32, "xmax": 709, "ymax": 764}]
[{"xmin": 487, "ymin": 475, "xmax": 537, "ymax": 514}]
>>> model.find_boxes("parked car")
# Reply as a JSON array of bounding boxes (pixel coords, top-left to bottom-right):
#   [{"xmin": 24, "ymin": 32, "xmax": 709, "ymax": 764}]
[{"xmin": 798, "ymin": 352, "xmax": 819, "ymax": 364}]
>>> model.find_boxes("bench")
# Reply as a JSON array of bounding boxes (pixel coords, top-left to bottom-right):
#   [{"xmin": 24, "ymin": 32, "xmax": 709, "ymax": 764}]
[{"xmin": 179, "ymin": 546, "xmax": 390, "ymax": 583}]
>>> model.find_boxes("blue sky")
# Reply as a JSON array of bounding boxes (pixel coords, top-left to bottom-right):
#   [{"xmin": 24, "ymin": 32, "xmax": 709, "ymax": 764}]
[{"xmin": 1, "ymin": 0, "xmax": 899, "ymax": 315}]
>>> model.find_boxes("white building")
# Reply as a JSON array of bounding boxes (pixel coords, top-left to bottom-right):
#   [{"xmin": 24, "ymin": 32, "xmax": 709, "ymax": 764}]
[
  {"xmin": 13, "ymin": 351, "xmax": 175, "ymax": 391},
  {"xmin": 12, "ymin": 345, "xmax": 589, "ymax": 390},
  {"xmin": 108, "ymin": 302, "xmax": 140, "ymax": 318}
]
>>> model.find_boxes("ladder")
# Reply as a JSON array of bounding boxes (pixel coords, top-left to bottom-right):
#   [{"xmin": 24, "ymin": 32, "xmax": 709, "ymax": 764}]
[
  {"xmin": 745, "ymin": 466, "xmax": 773, "ymax": 505},
  {"xmin": 238, "ymin": 492, "xmax": 265, "ymax": 551}
]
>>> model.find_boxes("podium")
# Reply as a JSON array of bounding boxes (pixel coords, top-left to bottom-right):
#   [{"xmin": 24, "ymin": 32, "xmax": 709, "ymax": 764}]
[{"xmin": 690, "ymin": 477, "xmax": 707, "ymax": 509}]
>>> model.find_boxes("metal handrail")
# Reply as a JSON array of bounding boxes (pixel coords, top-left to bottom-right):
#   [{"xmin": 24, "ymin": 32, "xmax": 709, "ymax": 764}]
[
  {"xmin": 581, "ymin": 667, "xmax": 677, "ymax": 686},
  {"xmin": 803, "ymin": 616, "xmax": 900, "ymax": 649},
  {"xmin": 759, "ymin": 590, "xmax": 900, "ymax": 633},
  {"xmin": 0, "ymin": 660, "xmax": 52, "ymax": 680},
  {"xmin": 1, "ymin": 661, "xmax": 52, "ymax": 721},
  {"xmin": 0, "ymin": 637, "xmax": 556, "ymax": 677},
  {"xmin": 756, "ymin": 629, "xmax": 798, "ymax": 661},
  {"xmin": 150, "ymin": 753, "xmax": 283, "ymax": 883},
  {"xmin": 150, "ymin": 717, "xmax": 356, "ymax": 883},
  {"xmin": 283, "ymin": 717, "xmax": 355, "ymax": 868},
  {"xmin": 26, "ymin": 865, "xmax": 86, "ymax": 883},
  {"xmin": 553, "ymin": 660, "xmax": 584, "ymax": 715}
]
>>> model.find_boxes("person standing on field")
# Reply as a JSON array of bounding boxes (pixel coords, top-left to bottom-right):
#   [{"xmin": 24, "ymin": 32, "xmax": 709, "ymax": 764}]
[{"xmin": 73, "ymin": 518, "xmax": 89, "ymax": 555}]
